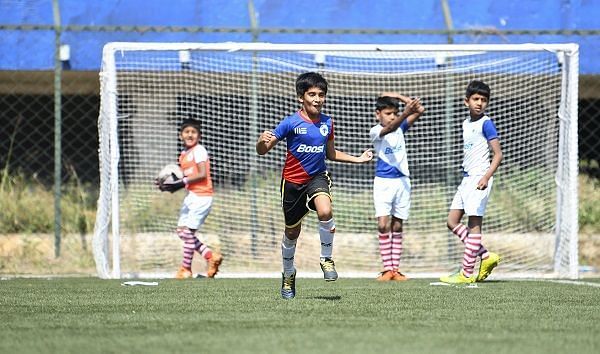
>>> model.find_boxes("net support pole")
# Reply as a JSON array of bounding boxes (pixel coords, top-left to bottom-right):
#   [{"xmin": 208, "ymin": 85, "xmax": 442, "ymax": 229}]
[
  {"xmin": 565, "ymin": 45, "xmax": 579, "ymax": 279},
  {"xmin": 52, "ymin": 0, "xmax": 62, "ymax": 258},
  {"xmin": 554, "ymin": 44, "xmax": 579, "ymax": 279},
  {"xmin": 99, "ymin": 44, "xmax": 121, "ymax": 278},
  {"xmin": 248, "ymin": 0, "xmax": 260, "ymax": 257}
]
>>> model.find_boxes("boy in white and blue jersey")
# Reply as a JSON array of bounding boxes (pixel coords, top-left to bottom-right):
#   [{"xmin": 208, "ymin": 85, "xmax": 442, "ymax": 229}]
[
  {"xmin": 370, "ymin": 93, "xmax": 424, "ymax": 281},
  {"xmin": 440, "ymin": 80, "xmax": 503, "ymax": 284},
  {"xmin": 256, "ymin": 72, "xmax": 373, "ymax": 299}
]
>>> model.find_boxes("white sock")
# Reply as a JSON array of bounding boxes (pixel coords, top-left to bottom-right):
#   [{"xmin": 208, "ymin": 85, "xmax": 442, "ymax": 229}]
[
  {"xmin": 281, "ymin": 234, "xmax": 297, "ymax": 276},
  {"xmin": 318, "ymin": 218, "xmax": 335, "ymax": 259}
]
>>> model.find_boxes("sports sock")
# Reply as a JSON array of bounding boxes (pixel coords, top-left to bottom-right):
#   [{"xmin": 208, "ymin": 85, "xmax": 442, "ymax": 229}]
[
  {"xmin": 281, "ymin": 234, "xmax": 297, "ymax": 277},
  {"xmin": 194, "ymin": 238, "xmax": 213, "ymax": 260},
  {"xmin": 452, "ymin": 224, "xmax": 489, "ymax": 259},
  {"xmin": 378, "ymin": 233, "xmax": 393, "ymax": 271},
  {"xmin": 462, "ymin": 233, "xmax": 482, "ymax": 277},
  {"xmin": 391, "ymin": 232, "xmax": 404, "ymax": 270},
  {"xmin": 318, "ymin": 218, "xmax": 335, "ymax": 259},
  {"xmin": 177, "ymin": 229, "xmax": 196, "ymax": 269}
]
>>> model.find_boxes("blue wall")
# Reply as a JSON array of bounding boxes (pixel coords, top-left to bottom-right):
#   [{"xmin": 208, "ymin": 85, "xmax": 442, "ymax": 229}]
[{"xmin": 0, "ymin": 0, "xmax": 598, "ymax": 73}]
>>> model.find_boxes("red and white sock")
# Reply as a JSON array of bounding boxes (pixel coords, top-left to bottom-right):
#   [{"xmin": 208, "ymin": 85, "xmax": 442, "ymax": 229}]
[
  {"xmin": 177, "ymin": 229, "xmax": 196, "ymax": 269},
  {"xmin": 378, "ymin": 233, "xmax": 393, "ymax": 271},
  {"xmin": 391, "ymin": 232, "xmax": 403, "ymax": 271},
  {"xmin": 194, "ymin": 238, "xmax": 212, "ymax": 260},
  {"xmin": 452, "ymin": 224, "xmax": 489, "ymax": 259},
  {"xmin": 462, "ymin": 233, "xmax": 482, "ymax": 277}
]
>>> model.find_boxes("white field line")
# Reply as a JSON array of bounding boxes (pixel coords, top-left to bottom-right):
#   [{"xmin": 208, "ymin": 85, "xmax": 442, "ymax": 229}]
[{"xmin": 545, "ymin": 279, "xmax": 600, "ymax": 288}]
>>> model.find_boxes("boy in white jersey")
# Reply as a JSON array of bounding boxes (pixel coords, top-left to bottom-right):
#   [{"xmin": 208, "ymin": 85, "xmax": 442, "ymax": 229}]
[
  {"xmin": 157, "ymin": 118, "xmax": 223, "ymax": 279},
  {"xmin": 440, "ymin": 80, "xmax": 503, "ymax": 284},
  {"xmin": 369, "ymin": 93, "xmax": 424, "ymax": 281}
]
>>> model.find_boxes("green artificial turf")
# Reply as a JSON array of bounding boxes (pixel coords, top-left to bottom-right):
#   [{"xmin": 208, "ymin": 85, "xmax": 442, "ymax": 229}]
[{"xmin": 1, "ymin": 278, "xmax": 599, "ymax": 354}]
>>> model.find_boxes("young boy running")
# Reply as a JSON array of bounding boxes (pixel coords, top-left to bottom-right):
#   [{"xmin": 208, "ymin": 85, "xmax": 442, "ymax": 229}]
[
  {"xmin": 158, "ymin": 118, "xmax": 223, "ymax": 279},
  {"xmin": 256, "ymin": 72, "xmax": 373, "ymax": 299},
  {"xmin": 369, "ymin": 93, "xmax": 424, "ymax": 281},
  {"xmin": 440, "ymin": 80, "xmax": 502, "ymax": 284}
]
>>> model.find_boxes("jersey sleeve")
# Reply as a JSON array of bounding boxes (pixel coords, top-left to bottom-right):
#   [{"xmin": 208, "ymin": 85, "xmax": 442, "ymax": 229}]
[
  {"xmin": 400, "ymin": 120, "xmax": 410, "ymax": 133},
  {"xmin": 193, "ymin": 145, "xmax": 209, "ymax": 163},
  {"xmin": 482, "ymin": 119, "xmax": 499, "ymax": 141},
  {"xmin": 369, "ymin": 125, "xmax": 382, "ymax": 142},
  {"xmin": 273, "ymin": 117, "xmax": 291, "ymax": 141}
]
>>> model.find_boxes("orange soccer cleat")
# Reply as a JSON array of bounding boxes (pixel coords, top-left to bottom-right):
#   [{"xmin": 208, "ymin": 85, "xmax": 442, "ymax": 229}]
[
  {"xmin": 392, "ymin": 270, "xmax": 408, "ymax": 281},
  {"xmin": 175, "ymin": 266, "xmax": 193, "ymax": 279},
  {"xmin": 206, "ymin": 253, "xmax": 223, "ymax": 278},
  {"xmin": 376, "ymin": 270, "xmax": 395, "ymax": 281}
]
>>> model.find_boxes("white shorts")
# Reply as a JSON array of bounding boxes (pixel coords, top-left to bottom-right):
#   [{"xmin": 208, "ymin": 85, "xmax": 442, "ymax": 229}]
[
  {"xmin": 177, "ymin": 193, "xmax": 213, "ymax": 230},
  {"xmin": 449, "ymin": 175, "xmax": 493, "ymax": 216},
  {"xmin": 373, "ymin": 176, "xmax": 411, "ymax": 220}
]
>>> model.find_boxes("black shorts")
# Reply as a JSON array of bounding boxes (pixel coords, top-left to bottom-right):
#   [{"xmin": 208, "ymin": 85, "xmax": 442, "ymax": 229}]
[{"xmin": 280, "ymin": 172, "xmax": 332, "ymax": 228}]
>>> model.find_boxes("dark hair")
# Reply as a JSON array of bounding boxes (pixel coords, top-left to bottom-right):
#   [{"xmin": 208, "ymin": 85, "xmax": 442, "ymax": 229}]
[
  {"xmin": 295, "ymin": 72, "xmax": 328, "ymax": 96},
  {"xmin": 376, "ymin": 96, "xmax": 400, "ymax": 111},
  {"xmin": 465, "ymin": 80, "xmax": 491, "ymax": 99},
  {"xmin": 180, "ymin": 118, "xmax": 201, "ymax": 132}
]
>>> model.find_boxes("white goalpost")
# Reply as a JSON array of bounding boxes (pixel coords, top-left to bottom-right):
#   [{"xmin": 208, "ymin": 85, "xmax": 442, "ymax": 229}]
[{"xmin": 93, "ymin": 42, "xmax": 579, "ymax": 279}]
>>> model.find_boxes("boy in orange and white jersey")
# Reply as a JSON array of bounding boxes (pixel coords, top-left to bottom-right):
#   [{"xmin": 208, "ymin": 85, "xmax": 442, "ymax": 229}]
[{"xmin": 158, "ymin": 118, "xmax": 222, "ymax": 279}]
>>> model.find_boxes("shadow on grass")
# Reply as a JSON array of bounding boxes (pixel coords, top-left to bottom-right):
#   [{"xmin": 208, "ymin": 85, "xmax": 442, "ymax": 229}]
[{"xmin": 308, "ymin": 295, "xmax": 342, "ymax": 301}]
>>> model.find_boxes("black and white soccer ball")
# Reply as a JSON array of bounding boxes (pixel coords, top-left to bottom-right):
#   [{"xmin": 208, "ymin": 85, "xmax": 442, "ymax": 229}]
[{"xmin": 157, "ymin": 164, "xmax": 183, "ymax": 184}]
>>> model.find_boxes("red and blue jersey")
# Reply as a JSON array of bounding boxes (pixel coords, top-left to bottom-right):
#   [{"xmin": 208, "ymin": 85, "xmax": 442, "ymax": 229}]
[{"xmin": 273, "ymin": 111, "xmax": 335, "ymax": 184}]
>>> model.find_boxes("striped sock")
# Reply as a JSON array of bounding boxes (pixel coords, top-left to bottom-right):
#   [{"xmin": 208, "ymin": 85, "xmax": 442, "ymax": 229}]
[
  {"xmin": 452, "ymin": 224, "xmax": 489, "ymax": 259},
  {"xmin": 281, "ymin": 234, "xmax": 297, "ymax": 276},
  {"xmin": 318, "ymin": 218, "xmax": 335, "ymax": 259},
  {"xmin": 391, "ymin": 232, "xmax": 404, "ymax": 271},
  {"xmin": 194, "ymin": 238, "xmax": 213, "ymax": 260},
  {"xmin": 177, "ymin": 229, "xmax": 196, "ymax": 269},
  {"xmin": 462, "ymin": 233, "xmax": 482, "ymax": 277},
  {"xmin": 378, "ymin": 233, "xmax": 393, "ymax": 271}
]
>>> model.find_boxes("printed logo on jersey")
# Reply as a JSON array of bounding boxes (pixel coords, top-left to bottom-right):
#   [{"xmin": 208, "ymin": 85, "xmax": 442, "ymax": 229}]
[
  {"xmin": 294, "ymin": 127, "xmax": 307, "ymax": 135},
  {"xmin": 296, "ymin": 144, "xmax": 324, "ymax": 153},
  {"xmin": 464, "ymin": 142, "xmax": 474, "ymax": 150},
  {"xmin": 384, "ymin": 145, "xmax": 404, "ymax": 154},
  {"xmin": 319, "ymin": 124, "xmax": 329, "ymax": 137}
]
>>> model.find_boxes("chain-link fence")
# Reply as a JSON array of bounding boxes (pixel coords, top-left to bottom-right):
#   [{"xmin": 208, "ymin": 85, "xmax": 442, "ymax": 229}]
[{"xmin": 0, "ymin": 26, "xmax": 599, "ymax": 273}]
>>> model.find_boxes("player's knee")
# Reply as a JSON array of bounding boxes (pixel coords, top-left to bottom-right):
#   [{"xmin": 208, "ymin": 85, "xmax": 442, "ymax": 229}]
[
  {"xmin": 284, "ymin": 227, "xmax": 301, "ymax": 240},
  {"xmin": 446, "ymin": 219, "xmax": 457, "ymax": 231},
  {"xmin": 377, "ymin": 225, "xmax": 390, "ymax": 234},
  {"xmin": 316, "ymin": 209, "xmax": 333, "ymax": 221}
]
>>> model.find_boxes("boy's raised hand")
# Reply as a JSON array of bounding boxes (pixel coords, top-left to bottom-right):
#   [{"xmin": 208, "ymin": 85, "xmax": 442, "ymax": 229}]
[{"xmin": 403, "ymin": 97, "xmax": 422, "ymax": 115}]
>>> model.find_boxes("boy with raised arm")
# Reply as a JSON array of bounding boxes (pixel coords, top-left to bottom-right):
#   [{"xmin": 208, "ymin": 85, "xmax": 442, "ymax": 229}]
[{"xmin": 370, "ymin": 93, "xmax": 424, "ymax": 281}]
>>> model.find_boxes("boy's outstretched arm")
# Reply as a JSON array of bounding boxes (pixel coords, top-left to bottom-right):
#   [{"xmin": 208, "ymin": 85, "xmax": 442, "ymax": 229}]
[
  {"xmin": 325, "ymin": 140, "xmax": 373, "ymax": 163},
  {"xmin": 256, "ymin": 130, "xmax": 279, "ymax": 155}
]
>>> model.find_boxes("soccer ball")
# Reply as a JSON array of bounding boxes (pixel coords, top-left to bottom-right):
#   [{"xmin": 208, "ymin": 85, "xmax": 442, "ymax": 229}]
[{"xmin": 157, "ymin": 164, "xmax": 183, "ymax": 184}]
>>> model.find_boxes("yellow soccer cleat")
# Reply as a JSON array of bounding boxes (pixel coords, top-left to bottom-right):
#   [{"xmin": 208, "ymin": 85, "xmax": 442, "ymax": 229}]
[
  {"xmin": 440, "ymin": 270, "xmax": 475, "ymax": 284},
  {"xmin": 476, "ymin": 252, "xmax": 500, "ymax": 282}
]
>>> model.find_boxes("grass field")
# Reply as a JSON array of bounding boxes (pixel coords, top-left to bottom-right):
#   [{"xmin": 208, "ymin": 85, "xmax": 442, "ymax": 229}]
[{"xmin": 1, "ymin": 278, "xmax": 599, "ymax": 354}]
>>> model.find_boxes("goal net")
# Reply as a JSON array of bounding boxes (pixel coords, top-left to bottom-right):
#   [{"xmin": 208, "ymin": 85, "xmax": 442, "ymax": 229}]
[{"xmin": 94, "ymin": 42, "xmax": 579, "ymax": 279}]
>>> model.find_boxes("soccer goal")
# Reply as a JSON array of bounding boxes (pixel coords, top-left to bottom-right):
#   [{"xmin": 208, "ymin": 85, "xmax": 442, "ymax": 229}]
[{"xmin": 94, "ymin": 42, "xmax": 579, "ymax": 279}]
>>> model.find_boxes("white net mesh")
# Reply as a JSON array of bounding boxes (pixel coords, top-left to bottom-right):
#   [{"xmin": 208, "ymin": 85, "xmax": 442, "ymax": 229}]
[{"xmin": 95, "ymin": 43, "xmax": 578, "ymax": 279}]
